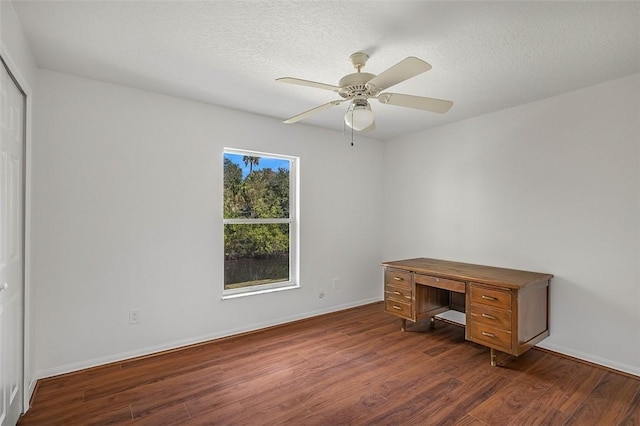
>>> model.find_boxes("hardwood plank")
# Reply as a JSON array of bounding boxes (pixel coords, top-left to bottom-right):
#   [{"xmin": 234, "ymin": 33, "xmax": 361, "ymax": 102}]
[
  {"xmin": 293, "ymin": 330, "xmax": 355, "ymax": 360},
  {"xmin": 620, "ymin": 387, "xmax": 640, "ymax": 425},
  {"xmin": 228, "ymin": 354, "xmax": 386, "ymax": 424},
  {"xmin": 68, "ymin": 405, "xmax": 133, "ymax": 426},
  {"xmin": 300, "ymin": 388, "xmax": 388, "ymax": 425},
  {"xmin": 529, "ymin": 359, "xmax": 607, "ymax": 416},
  {"xmin": 405, "ymin": 372, "xmax": 512, "ymax": 425},
  {"xmin": 131, "ymin": 402, "xmax": 190, "ymax": 425},
  {"xmin": 507, "ymin": 400, "xmax": 571, "ymax": 425},
  {"xmin": 35, "ymin": 363, "xmax": 124, "ymax": 392},
  {"xmin": 225, "ymin": 388, "xmax": 311, "ymax": 425},
  {"xmin": 429, "ymin": 343, "xmax": 491, "ymax": 382},
  {"xmin": 82, "ymin": 348, "xmax": 231, "ymax": 401},
  {"xmin": 21, "ymin": 403, "xmax": 133, "ymax": 426},
  {"xmin": 254, "ymin": 352, "xmax": 380, "ymax": 412},
  {"xmin": 181, "ymin": 401, "xmax": 245, "ymax": 425},
  {"xmin": 568, "ymin": 371, "xmax": 640, "ymax": 425},
  {"xmin": 454, "ymin": 415, "xmax": 490, "ymax": 425},
  {"xmin": 184, "ymin": 350, "xmax": 357, "ymax": 421},
  {"xmin": 364, "ymin": 373, "xmax": 463, "ymax": 424},
  {"xmin": 19, "ymin": 303, "xmax": 639, "ymax": 426},
  {"xmin": 131, "ymin": 353, "xmax": 310, "ymax": 419},
  {"xmin": 295, "ymin": 353, "xmax": 394, "ymax": 410},
  {"xmin": 513, "ymin": 352, "xmax": 581, "ymax": 388},
  {"xmin": 467, "ymin": 374, "xmax": 553, "ymax": 424},
  {"xmin": 21, "ymin": 390, "xmax": 84, "ymax": 418},
  {"xmin": 467, "ymin": 346, "xmax": 547, "ymax": 381},
  {"xmin": 27, "ymin": 363, "xmax": 222, "ymax": 424},
  {"xmin": 237, "ymin": 396, "xmax": 310, "ymax": 425}
]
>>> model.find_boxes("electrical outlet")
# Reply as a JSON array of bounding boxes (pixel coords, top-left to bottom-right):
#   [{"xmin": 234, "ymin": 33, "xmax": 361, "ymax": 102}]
[
  {"xmin": 129, "ymin": 308, "xmax": 141, "ymax": 324},
  {"xmin": 332, "ymin": 278, "xmax": 339, "ymax": 289}
]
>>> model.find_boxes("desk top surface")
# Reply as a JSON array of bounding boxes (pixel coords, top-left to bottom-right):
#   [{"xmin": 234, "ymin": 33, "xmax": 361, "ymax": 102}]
[{"xmin": 382, "ymin": 258, "xmax": 553, "ymax": 289}]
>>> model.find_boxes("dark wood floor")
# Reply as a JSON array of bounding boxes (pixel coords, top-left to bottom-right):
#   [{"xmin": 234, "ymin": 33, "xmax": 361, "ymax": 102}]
[{"xmin": 19, "ymin": 302, "xmax": 639, "ymax": 425}]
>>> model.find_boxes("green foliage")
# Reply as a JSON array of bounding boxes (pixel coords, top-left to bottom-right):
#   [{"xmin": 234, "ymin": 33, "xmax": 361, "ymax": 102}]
[
  {"xmin": 223, "ymin": 158, "xmax": 243, "ymax": 218},
  {"xmin": 223, "ymin": 156, "xmax": 290, "ymax": 261},
  {"xmin": 224, "ymin": 223, "xmax": 289, "ymax": 260}
]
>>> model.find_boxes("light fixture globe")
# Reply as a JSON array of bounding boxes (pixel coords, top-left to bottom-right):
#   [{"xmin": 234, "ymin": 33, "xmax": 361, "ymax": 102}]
[{"xmin": 344, "ymin": 100, "xmax": 374, "ymax": 131}]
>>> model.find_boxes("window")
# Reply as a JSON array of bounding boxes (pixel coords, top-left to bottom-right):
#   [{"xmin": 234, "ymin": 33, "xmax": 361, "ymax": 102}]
[{"xmin": 222, "ymin": 148, "xmax": 298, "ymax": 297}]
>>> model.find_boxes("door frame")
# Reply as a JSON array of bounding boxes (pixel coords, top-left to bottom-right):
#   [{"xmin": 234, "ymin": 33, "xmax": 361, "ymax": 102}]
[{"xmin": 0, "ymin": 46, "xmax": 33, "ymax": 415}]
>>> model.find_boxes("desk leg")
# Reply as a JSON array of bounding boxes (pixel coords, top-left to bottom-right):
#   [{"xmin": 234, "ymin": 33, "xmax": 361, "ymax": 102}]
[
  {"xmin": 490, "ymin": 348, "xmax": 497, "ymax": 366},
  {"xmin": 430, "ymin": 317, "xmax": 436, "ymax": 329},
  {"xmin": 400, "ymin": 319, "xmax": 406, "ymax": 332}
]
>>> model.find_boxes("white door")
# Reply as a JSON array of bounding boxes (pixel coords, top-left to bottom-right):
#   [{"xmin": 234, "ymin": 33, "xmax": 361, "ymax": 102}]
[{"xmin": 0, "ymin": 59, "xmax": 25, "ymax": 426}]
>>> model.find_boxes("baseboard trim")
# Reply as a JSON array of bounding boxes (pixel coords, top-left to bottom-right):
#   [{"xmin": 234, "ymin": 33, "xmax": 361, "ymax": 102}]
[
  {"xmin": 26, "ymin": 376, "xmax": 38, "ymax": 409},
  {"xmin": 34, "ymin": 297, "xmax": 383, "ymax": 381}
]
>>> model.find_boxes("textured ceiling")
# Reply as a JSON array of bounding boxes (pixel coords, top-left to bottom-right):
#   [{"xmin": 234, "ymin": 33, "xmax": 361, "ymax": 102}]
[{"xmin": 11, "ymin": 0, "xmax": 640, "ymax": 141}]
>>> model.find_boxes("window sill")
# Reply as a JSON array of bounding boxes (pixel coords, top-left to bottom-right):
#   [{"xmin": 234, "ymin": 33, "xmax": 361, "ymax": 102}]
[{"xmin": 222, "ymin": 284, "xmax": 300, "ymax": 300}]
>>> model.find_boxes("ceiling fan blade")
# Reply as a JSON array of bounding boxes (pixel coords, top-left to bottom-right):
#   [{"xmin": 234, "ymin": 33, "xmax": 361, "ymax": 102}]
[
  {"xmin": 378, "ymin": 93, "xmax": 453, "ymax": 113},
  {"xmin": 366, "ymin": 57, "xmax": 432, "ymax": 92},
  {"xmin": 283, "ymin": 100, "xmax": 346, "ymax": 124},
  {"xmin": 276, "ymin": 77, "xmax": 340, "ymax": 92}
]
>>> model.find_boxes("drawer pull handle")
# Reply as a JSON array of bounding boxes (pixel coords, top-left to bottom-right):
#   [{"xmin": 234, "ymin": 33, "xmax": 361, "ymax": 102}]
[
  {"xmin": 482, "ymin": 331, "xmax": 496, "ymax": 338},
  {"xmin": 392, "ymin": 305, "xmax": 402, "ymax": 310},
  {"xmin": 482, "ymin": 313, "xmax": 497, "ymax": 320},
  {"xmin": 393, "ymin": 277, "xmax": 404, "ymax": 281},
  {"xmin": 393, "ymin": 291, "xmax": 402, "ymax": 295},
  {"xmin": 482, "ymin": 295, "xmax": 498, "ymax": 301}
]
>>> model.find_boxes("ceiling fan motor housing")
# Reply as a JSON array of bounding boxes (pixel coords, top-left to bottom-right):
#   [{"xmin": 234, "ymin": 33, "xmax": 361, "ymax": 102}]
[{"xmin": 338, "ymin": 72, "xmax": 377, "ymax": 99}]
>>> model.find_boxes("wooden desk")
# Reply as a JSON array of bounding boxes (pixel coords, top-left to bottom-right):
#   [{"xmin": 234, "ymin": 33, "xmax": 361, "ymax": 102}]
[{"xmin": 382, "ymin": 258, "xmax": 552, "ymax": 365}]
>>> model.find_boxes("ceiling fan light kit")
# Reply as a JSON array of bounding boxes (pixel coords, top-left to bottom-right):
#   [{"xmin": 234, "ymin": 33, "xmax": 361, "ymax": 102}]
[
  {"xmin": 344, "ymin": 99, "xmax": 374, "ymax": 131},
  {"xmin": 276, "ymin": 51, "xmax": 453, "ymax": 132}
]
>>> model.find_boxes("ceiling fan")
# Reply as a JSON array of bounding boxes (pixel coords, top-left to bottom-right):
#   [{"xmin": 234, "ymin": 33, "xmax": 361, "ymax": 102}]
[{"xmin": 276, "ymin": 52, "xmax": 453, "ymax": 132}]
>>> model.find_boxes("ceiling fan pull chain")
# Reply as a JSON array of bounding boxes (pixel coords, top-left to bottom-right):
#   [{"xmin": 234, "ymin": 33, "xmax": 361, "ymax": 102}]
[{"xmin": 351, "ymin": 108, "xmax": 355, "ymax": 146}]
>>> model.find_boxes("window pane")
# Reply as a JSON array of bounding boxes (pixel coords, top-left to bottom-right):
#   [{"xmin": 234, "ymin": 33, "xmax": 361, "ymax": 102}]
[
  {"xmin": 224, "ymin": 223, "xmax": 290, "ymax": 289},
  {"xmin": 223, "ymin": 153, "xmax": 290, "ymax": 219}
]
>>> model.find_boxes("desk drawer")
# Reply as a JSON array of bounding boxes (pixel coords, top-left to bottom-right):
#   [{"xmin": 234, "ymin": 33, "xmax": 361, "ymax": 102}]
[
  {"xmin": 385, "ymin": 268, "xmax": 412, "ymax": 289},
  {"xmin": 414, "ymin": 274, "xmax": 465, "ymax": 293},
  {"xmin": 468, "ymin": 322, "xmax": 511, "ymax": 352},
  {"xmin": 385, "ymin": 299, "xmax": 413, "ymax": 319},
  {"xmin": 384, "ymin": 284, "xmax": 412, "ymax": 302},
  {"xmin": 469, "ymin": 284, "xmax": 511, "ymax": 310},
  {"xmin": 468, "ymin": 305, "xmax": 512, "ymax": 330}
]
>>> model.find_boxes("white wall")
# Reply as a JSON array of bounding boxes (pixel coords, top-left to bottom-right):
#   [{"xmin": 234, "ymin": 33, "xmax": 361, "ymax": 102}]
[
  {"xmin": 383, "ymin": 73, "xmax": 640, "ymax": 375},
  {"xmin": 1, "ymin": 0, "xmax": 39, "ymax": 402},
  {"xmin": 1, "ymin": 1, "xmax": 38, "ymax": 86},
  {"xmin": 32, "ymin": 69, "xmax": 383, "ymax": 377}
]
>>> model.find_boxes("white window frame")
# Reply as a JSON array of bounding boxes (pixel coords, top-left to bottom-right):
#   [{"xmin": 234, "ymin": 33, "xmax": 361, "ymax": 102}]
[{"xmin": 222, "ymin": 148, "xmax": 299, "ymax": 299}]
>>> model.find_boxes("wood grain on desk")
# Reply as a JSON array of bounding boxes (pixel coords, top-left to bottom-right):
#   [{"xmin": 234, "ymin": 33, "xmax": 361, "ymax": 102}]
[{"xmin": 382, "ymin": 257, "xmax": 553, "ymax": 289}]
